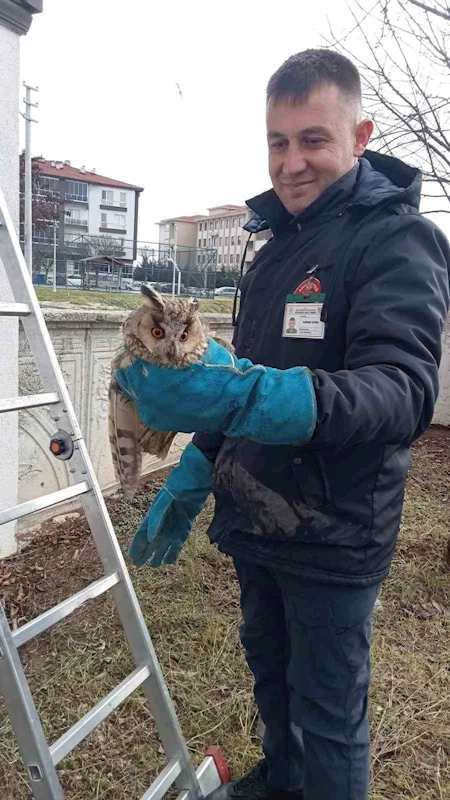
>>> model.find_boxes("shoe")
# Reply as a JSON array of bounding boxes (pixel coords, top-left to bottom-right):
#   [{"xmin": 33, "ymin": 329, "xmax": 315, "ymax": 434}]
[{"xmin": 205, "ymin": 759, "xmax": 303, "ymax": 800}]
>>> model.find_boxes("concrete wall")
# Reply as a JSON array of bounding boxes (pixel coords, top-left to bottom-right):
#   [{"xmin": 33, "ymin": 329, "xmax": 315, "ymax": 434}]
[
  {"xmin": 0, "ymin": 24, "xmax": 20, "ymax": 558},
  {"xmin": 434, "ymin": 316, "xmax": 450, "ymax": 426},
  {"xmin": 8, "ymin": 306, "xmax": 450, "ymax": 550},
  {"xmin": 16, "ymin": 308, "xmax": 234, "ymax": 541}
]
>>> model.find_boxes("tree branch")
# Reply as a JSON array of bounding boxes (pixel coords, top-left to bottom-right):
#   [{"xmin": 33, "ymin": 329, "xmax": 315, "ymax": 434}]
[{"xmin": 406, "ymin": 0, "xmax": 450, "ymax": 20}]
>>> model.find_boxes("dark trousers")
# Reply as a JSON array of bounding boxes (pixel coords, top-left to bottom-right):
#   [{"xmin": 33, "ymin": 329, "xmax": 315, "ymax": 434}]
[{"xmin": 233, "ymin": 559, "xmax": 380, "ymax": 800}]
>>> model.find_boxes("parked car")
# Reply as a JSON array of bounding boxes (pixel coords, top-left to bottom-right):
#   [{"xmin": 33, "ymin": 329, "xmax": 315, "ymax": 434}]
[
  {"xmin": 214, "ymin": 286, "xmax": 239, "ymax": 297},
  {"xmin": 66, "ymin": 275, "xmax": 83, "ymax": 288}
]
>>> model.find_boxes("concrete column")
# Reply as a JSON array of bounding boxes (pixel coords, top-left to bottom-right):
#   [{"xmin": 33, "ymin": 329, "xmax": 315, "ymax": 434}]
[{"xmin": 0, "ymin": 24, "xmax": 20, "ymax": 557}]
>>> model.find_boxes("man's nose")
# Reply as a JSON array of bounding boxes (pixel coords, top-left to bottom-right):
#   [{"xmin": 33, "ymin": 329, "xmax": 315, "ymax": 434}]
[{"xmin": 281, "ymin": 144, "xmax": 307, "ymax": 175}]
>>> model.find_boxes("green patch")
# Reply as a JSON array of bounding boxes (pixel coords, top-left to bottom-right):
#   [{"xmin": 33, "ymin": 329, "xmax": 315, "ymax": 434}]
[
  {"xmin": 1, "ymin": 431, "xmax": 450, "ymax": 798},
  {"xmin": 35, "ymin": 287, "xmax": 234, "ymax": 314}
]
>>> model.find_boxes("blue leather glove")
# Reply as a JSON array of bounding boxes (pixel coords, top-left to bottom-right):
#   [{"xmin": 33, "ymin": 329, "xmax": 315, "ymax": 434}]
[
  {"xmin": 128, "ymin": 442, "xmax": 213, "ymax": 567},
  {"xmin": 116, "ymin": 338, "xmax": 317, "ymax": 446}
]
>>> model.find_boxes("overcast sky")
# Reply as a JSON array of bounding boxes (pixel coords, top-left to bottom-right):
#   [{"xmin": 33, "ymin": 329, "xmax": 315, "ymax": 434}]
[{"xmin": 20, "ymin": 0, "xmax": 450, "ymax": 242}]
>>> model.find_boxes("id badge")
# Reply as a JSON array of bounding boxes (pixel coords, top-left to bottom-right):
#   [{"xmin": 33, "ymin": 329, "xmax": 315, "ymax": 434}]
[{"xmin": 282, "ymin": 293, "xmax": 326, "ymax": 340}]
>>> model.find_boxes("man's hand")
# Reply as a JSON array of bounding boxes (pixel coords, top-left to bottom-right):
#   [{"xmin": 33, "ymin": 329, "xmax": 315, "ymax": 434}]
[
  {"xmin": 129, "ymin": 442, "xmax": 213, "ymax": 567},
  {"xmin": 116, "ymin": 338, "xmax": 317, "ymax": 447}
]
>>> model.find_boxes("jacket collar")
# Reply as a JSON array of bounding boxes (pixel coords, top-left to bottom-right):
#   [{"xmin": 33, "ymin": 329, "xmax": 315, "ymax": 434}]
[{"xmin": 245, "ymin": 150, "xmax": 422, "ymax": 237}]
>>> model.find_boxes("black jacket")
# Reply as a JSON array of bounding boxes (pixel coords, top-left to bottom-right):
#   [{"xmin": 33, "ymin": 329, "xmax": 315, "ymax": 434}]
[{"xmin": 194, "ymin": 151, "xmax": 450, "ymax": 586}]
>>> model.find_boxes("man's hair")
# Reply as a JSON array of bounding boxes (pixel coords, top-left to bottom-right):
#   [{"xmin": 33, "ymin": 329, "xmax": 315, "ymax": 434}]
[{"xmin": 267, "ymin": 49, "xmax": 362, "ymax": 115}]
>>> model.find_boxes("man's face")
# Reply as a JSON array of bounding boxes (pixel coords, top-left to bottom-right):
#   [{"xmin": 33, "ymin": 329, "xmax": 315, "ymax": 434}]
[
  {"xmin": 289, "ymin": 319, "xmax": 296, "ymax": 328},
  {"xmin": 267, "ymin": 84, "xmax": 373, "ymax": 216}
]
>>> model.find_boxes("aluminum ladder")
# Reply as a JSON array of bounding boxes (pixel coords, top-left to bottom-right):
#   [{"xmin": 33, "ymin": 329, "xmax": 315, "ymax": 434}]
[{"xmin": 0, "ymin": 187, "xmax": 227, "ymax": 800}]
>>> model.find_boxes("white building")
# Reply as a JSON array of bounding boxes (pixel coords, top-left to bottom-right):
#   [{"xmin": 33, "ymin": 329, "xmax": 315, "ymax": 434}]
[{"xmin": 33, "ymin": 159, "xmax": 143, "ymax": 269}]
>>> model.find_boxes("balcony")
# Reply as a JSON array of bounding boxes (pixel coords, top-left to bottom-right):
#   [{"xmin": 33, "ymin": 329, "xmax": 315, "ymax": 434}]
[
  {"xmin": 100, "ymin": 202, "xmax": 128, "ymax": 212},
  {"xmin": 66, "ymin": 217, "xmax": 88, "ymax": 227},
  {"xmin": 65, "ymin": 192, "xmax": 88, "ymax": 204},
  {"xmin": 100, "ymin": 223, "xmax": 126, "ymax": 234}
]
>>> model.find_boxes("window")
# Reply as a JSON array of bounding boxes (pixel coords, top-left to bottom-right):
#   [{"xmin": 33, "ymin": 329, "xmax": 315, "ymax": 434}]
[
  {"xmin": 120, "ymin": 192, "xmax": 127, "ymax": 207},
  {"xmin": 232, "ymin": 217, "xmax": 237, "ymax": 226},
  {"xmin": 238, "ymin": 236, "xmax": 241, "ymax": 245},
  {"xmin": 231, "ymin": 236, "xmax": 234, "ymax": 246},
  {"xmin": 225, "ymin": 237, "xmax": 229, "ymax": 246},
  {"xmin": 219, "ymin": 237, "xmax": 223, "ymax": 246},
  {"xmin": 221, "ymin": 219, "xmax": 224, "ymax": 228},
  {"xmin": 223, "ymin": 255, "xmax": 228, "ymax": 266},
  {"xmin": 114, "ymin": 214, "xmax": 126, "ymax": 228},
  {"xmin": 203, "ymin": 239, "xmax": 207, "ymax": 247},
  {"xmin": 218, "ymin": 255, "xmax": 222, "ymax": 265},
  {"xmin": 230, "ymin": 254, "xmax": 234, "ymax": 264},
  {"xmin": 66, "ymin": 207, "xmax": 88, "ymax": 226},
  {"xmin": 66, "ymin": 180, "xmax": 88, "ymax": 202},
  {"xmin": 239, "ymin": 215, "xmax": 244, "ymax": 225},
  {"xmin": 102, "ymin": 189, "xmax": 114, "ymax": 204},
  {"xmin": 101, "ymin": 212, "xmax": 107, "ymax": 226},
  {"xmin": 210, "ymin": 221, "xmax": 214, "ymax": 230},
  {"xmin": 38, "ymin": 176, "xmax": 59, "ymax": 195},
  {"xmin": 198, "ymin": 239, "xmax": 201, "ymax": 248}
]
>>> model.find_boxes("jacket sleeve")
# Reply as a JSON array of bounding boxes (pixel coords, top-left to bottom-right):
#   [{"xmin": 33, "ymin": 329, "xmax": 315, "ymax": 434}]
[
  {"xmin": 310, "ymin": 214, "xmax": 450, "ymax": 449},
  {"xmin": 192, "ymin": 431, "xmax": 226, "ymax": 463}
]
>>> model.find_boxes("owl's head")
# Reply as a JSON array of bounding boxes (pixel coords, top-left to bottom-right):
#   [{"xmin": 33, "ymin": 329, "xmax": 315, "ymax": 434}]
[{"xmin": 123, "ymin": 285, "xmax": 208, "ymax": 367}]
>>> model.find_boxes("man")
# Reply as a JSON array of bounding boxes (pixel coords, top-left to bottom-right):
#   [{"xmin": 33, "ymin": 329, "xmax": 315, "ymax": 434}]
[
  {"xmin": 285, "ymin": 317, "xmax": 298, "ymax": 335},
  {"xmin": 117, "ymin": 50, "xmax": 450, "ymax": 800}
]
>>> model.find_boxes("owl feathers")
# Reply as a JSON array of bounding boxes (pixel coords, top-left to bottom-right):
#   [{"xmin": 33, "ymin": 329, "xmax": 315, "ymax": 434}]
[{"xmin": 108, "ymin": 285, "xmax": 232, "ymax": 499}]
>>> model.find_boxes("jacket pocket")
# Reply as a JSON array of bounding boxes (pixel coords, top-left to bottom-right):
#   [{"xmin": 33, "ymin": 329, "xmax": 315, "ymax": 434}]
[{"xmin": 291, "ymin": 452, "xmax": 332, "ymax": 509}]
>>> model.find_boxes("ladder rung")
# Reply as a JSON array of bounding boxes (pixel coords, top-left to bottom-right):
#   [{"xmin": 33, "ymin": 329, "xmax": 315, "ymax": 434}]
[
  {"xmin": 140, "ymin": 758, "xmax": 182, "ymax": 800},
  {"xmin": 0, "ymin": 302, "xmax": 31, "ymax": 316},
  {"xmin": 0, "ymin": 392, "xmax": 60, "ymax": 413},
  {"xmin": 12, "ymin": 572, "xmax": 121, "ymax": 648},
  {"xmin": 0, "ymin": 482, "xmax": 90, "ymax": 526},
  {"xmin": 50, "ymin": 665, "xmax": 151, "ymax": 765}
]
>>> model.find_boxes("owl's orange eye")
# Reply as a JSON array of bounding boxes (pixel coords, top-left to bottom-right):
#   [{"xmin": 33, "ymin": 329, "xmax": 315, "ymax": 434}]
[
  {"xmin": 180, "ymin": 332, "xmax": 189, "ymax": 342},
  {"xmin": 151, "ymin": 327, "xmax": 165, "ymax": 339}
]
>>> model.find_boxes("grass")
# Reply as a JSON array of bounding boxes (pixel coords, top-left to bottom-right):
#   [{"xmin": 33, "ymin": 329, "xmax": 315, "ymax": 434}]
[
  {"xmin": 35, "ymin": 287, "xmax": 235, "ymax": 315},
  {"xmin": 0, "ymin": 428, "xmax": 449, "ymax": 799}
]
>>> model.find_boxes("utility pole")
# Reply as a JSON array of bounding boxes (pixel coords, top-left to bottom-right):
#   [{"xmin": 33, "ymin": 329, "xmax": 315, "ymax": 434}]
[{"xmin": 22, "ymin": 82, "xmax": 38, "ymax": 276}]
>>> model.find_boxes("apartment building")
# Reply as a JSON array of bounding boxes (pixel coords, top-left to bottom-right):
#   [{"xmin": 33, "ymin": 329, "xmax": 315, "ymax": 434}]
[
  {"xmin": 31, "ymin": 159, "xmax": 144, "ymax": 266},
  {"xmin": 157, "ymin": 204, "xmax": 271, "ymax": 272}
]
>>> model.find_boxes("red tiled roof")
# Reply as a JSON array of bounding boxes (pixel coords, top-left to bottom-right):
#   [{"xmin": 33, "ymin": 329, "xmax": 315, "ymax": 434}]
[{"xmin": 35, "ymin": 159, "xmax": 144, "ymax": 191}]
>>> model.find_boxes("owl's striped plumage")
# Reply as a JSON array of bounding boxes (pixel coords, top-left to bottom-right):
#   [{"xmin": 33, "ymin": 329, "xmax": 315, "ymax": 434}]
[{"xmin": 108, "ymin": 285, "xmax": 232, "ymax": 499}]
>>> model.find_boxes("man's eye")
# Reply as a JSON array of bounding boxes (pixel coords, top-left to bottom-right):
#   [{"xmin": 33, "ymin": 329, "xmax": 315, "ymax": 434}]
[
  {"xmin": 304, "ymin": 138, "xmax": 325, "ymax": 147},
  {"xmin": 270, "ymin": 141, "xmax": 286, "ymax": 151}
]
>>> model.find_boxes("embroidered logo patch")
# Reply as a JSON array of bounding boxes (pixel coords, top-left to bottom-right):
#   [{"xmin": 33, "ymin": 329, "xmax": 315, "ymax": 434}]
[{"xmin": 294, "ymin": 276, "xmax": 322, "ymax": 295}]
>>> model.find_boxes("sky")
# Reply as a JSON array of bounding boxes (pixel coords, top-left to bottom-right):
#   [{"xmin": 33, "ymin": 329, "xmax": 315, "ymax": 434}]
[{"xmin": 20, "ymin": 0, "xmax": 450, "ymax": 242}]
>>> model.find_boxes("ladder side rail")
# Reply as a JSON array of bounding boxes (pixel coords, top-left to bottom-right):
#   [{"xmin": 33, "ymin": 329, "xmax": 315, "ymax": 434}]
[
  {"xmin": 79, "ymin": 465, "xmax": 202, "ymax": 798},
  {"xmin": 0, "ymin": 606, "xmax": 65, "ymax": 799}
]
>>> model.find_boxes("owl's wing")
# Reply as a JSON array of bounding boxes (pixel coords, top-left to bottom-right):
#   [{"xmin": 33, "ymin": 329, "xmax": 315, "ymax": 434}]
[
  {"xmin": 108, "ymin": 350, "xmax": 142, "ymax": 500},
  {"xmin": 212, "ymin": 335, "xmax": 234, "ymax": 353},
  {"xmin": 139, "ymin": 427, "xmax": 177, "ymax": 461}
]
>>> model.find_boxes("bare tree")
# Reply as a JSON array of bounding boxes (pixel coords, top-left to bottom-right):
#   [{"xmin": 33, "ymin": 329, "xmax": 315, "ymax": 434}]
[
  {"xmin": 84, "ymin": 234, "xmax": 125, "ymax": 260},
  {"xmin": 327, "ymin": 0, "xmax": 450, "ymax": 212}
]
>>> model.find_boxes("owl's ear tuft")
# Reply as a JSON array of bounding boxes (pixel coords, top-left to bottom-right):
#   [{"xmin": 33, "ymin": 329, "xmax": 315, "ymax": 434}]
[
  {"xmin": 141, "ymin": 285, "xmax": 164, "ymax": 312},
  {"xmin": 190, "ymin": 297, "xmax": 199, "ymax": 313}
]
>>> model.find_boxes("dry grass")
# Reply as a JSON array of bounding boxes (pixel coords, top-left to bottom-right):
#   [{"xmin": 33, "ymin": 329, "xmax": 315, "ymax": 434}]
[
  {"xmin": 35, "ymin": 287, "xmax": 235, "ymax": 315},
  {"xmin": 1, "ymin": 428, "xmax": 450, "ymax": 799}
]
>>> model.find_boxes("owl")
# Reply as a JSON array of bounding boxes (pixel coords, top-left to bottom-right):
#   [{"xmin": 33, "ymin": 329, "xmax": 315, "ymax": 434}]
[{"xmin": 108, "ymin": 285, "xmax": 232, "ymax": 500}]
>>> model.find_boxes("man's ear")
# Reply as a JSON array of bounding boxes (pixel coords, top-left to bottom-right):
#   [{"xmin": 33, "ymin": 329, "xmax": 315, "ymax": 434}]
[{"xmin": 354, "ymin": 118, "xmax": 374, "ymax": 157}]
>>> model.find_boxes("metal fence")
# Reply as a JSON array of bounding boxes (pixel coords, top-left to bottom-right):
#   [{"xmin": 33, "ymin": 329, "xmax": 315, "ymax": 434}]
[{"xmin": 29, "ymin": 235, "xmax": 220, "ymax": 297}]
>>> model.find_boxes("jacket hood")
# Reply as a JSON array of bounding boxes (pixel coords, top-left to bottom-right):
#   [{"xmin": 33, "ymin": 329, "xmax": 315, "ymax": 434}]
[{"xmin": 245, "ymin": 150, "xmax": 423, "ymax": 236}]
